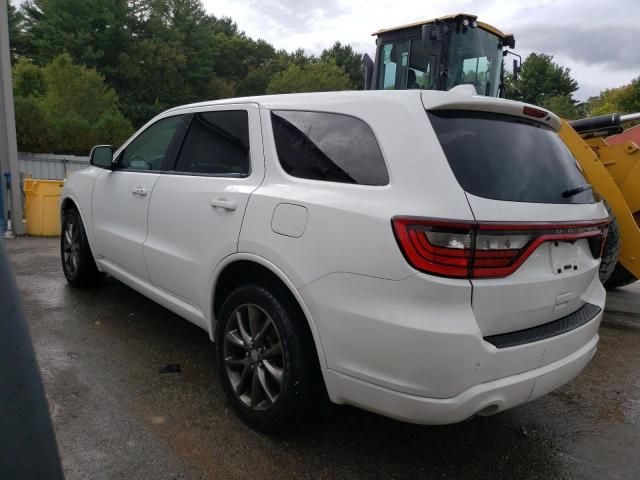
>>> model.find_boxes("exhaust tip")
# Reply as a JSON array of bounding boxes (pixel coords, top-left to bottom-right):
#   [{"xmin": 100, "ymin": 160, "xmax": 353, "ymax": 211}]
[{"xmin": 475, "ymin": 404, "xmax": 501, "ymax": 417}]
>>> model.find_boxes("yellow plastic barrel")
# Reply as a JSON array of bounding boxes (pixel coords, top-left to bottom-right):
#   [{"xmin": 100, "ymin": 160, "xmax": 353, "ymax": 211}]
[{"xmin": 23, "ymin": 179, "xmax": 65, "ymax": 236}]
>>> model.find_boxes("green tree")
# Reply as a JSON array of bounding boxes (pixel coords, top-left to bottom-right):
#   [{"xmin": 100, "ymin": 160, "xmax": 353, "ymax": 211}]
[
  {"xmin": 541, "ymin": 95, "xmax": 581, "ymax": 120},
  {"xmin": 507, "ymin": 53, "xmax": 578, "ymax": 106},
  {"xmin": 12, "ymin": 54, "xmax": 133, "ymax": 154},
  {"xmin": 116, "ymin": 38, "xmax": 191, "ymax": 124},
  {"xmin": 288, "ymin": 48, "xmax": 314, "ymax": 66},
  {"xmin": 20, "ymin": 0, "xmax": 131, "ymax": 71},
  {"xmin": 13, "ymin": 95, "xmax": 54, "ymax": 152},
  {"xmin": 236, "ymin": 49, "xmax": 291, "ymax": 97},
  {"xmin": 92, "ymin": 110, "xmax": 135, "ymax": 148},
  {"xmin": 14, "ymin": 0, "xmax": 369, "ymax": 129},
  {"xmin": 12, "ymin": 58, "xmax": 46, "ymax": 97},
  {"xmin": 53, "ymin": 111, "xmax": 94, "ymax": 155},
  {"xmin": 266, "ymin": 62, "xmax": 352, "ymax": 94},
  {"xmin": 320, "ymin": 42, "xmax": 363, "ymax": 89},
  {"xmin": 586, "ymin": 77, "xmax": 640, "ymax": 116},
  {"xmin": 42, "ymin": 53, "xmax": 119, "ymax": 124},
  {"xmin": 8, "ymin": 0, "xmax": 24, "ymax": 63}
]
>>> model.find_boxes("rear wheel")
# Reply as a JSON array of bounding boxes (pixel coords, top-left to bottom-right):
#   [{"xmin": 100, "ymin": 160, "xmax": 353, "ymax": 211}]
[
  {"xmin": 215, "ymin": 284, "xmax": 318, "ymax": 433},
  {"xmin": 60, "ymin": 208, "xmax": 104, "ymax": 288}
]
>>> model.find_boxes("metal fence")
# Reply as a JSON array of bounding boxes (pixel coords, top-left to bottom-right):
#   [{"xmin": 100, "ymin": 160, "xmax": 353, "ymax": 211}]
[{"xmin": 18, "ymin": 152, "xmax": 90, "ymax": 181}]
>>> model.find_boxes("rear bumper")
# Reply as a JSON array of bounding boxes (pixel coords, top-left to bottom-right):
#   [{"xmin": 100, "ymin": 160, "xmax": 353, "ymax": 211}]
[
  {"xmin": 324, "ymin": 330, "xmax": 599, "ymax": 425},
  {"xmin": 301, "ymin": 271, "xmax": 604, "ymax": 424}
]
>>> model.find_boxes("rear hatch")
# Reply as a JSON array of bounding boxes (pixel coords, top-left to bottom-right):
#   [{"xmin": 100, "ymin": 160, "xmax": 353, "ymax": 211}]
[{"xmin": 421, "ymin": 92, "xmax": 609, "ymax": 337}]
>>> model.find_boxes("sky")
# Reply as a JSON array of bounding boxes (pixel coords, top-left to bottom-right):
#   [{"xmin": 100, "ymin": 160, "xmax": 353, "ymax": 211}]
[{"xmin": 202, "ymin": 0, "xmax": 639, "ymax": 100}]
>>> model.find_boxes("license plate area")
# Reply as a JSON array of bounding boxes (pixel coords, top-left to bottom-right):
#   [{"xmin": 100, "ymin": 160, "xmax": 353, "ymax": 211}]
[{"xmin": 551, "ymin": 241, "xmax": 580, "ymax": 275}]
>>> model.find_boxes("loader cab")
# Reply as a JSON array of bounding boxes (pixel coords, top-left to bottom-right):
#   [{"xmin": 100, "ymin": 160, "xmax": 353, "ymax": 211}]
[{"xmin": 366, "ymin": 14, "xmax": 516, "ymax": 98}]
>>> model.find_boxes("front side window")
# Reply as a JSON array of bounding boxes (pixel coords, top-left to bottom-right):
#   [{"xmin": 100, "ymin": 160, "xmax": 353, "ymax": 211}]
[
  {"xmin": 119, "ymin": 115, "xmax": 184, "ymax": 171},
  {"xmin": 174, "ymin": 110, "xmax": 250, "ymax": 176},
  {"xmin": 271, "ymin": 110, "xmax": 388, "ymax": 186}
]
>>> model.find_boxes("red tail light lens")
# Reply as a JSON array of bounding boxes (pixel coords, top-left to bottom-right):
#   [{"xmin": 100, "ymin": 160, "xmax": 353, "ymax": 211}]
[
  {"xmin": 392, "ymin": 219, "xmax": 474, "ymax": 278},
  {"xmin": 392, "ymin": 217, "xmax": 611, "ymax": 279}
]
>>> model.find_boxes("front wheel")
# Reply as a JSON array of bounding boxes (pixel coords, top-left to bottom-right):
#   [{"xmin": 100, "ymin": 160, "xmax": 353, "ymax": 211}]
[
  {"xmin": 215, "ymin": 284, "xmax": 319, "ymax": 433},
  {"xmin": 60, "ymin": 208, "xmax": 104, "ymax": 288}
]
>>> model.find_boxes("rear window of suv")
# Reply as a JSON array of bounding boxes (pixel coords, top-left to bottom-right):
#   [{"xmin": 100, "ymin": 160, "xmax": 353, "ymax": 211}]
[
  {"xmin": 428, "ymin": 111, "xmax": 595, "ymax": 204},
  {"xmin": 271, "ymin": 110, "xmax": 388, "ymax": 186}
]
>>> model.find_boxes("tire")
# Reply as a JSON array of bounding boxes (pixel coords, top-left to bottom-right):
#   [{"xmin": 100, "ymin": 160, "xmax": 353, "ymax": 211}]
[
  {"xmin": 599, "ymin": 202, "xmax": 638, "ymax": 289},
  {"xmin": 215, "ymin": 284, "xmax": 319, "ymax": 433},
  {"xmin": 599, "ymin": 204, "xmax": 621, "ymax": 286},
  {"xmin": 60, "ymin": 208, "xmax": 104, "ymax": 288},
  {"xmin": 604, "ymin": 262, "xmax": 637, "ymax": 290}
]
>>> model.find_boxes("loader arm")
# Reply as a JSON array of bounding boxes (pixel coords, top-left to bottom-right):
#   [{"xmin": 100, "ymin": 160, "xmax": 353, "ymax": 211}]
[{"xmin": 560, "ymin": 120, "xmax": 640, "ymax": 281}]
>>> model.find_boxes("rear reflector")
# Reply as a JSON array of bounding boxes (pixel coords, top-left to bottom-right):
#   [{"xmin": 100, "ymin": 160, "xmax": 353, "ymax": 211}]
[{"xmin": 392, "ymin": 217, "xmax": 611, "ymax": 279}]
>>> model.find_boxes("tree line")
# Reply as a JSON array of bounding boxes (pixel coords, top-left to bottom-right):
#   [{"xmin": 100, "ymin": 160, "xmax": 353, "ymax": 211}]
[
  {"xmin": 506, "ymin": 53, "xmax": 640, "ymax": 120},
  {"xmin": 7, "ymin": 0, "xmax": 639, "ymax": 154},
  {"xmin": 8, "ymin": 0, "xmax": 363, "ymax": 154}
]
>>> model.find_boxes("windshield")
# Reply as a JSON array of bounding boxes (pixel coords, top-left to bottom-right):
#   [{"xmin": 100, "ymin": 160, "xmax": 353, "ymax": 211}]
[{"xmin": 446, "ymin": 28, "xmax": 502, "ymax": 97}]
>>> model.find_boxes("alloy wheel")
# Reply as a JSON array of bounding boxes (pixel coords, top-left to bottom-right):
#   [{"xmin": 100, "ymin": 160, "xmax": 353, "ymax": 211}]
[
  {"xmin": 223, "ymin": 304, "xmax": 285, "ymax": 411},
  {"xmin": 62, "ymin": 220, "xmax": 80, "ymax": 277}
]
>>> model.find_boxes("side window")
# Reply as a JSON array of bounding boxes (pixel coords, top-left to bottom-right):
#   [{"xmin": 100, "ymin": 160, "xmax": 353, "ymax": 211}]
[
  {"xmin": 119, "ymin": 115, "xmax": 184, "ymax": 171},
  {"xmin": 271, "ymin": 110, "xmax": 389, "ymax": 186},
  {"xmin": 174, "ymin": 110, "xmax": 250, "ymax": 175}
]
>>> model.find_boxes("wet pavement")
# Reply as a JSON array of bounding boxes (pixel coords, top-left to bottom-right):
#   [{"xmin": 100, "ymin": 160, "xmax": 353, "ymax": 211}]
[{"xmin": 6, "ymin": 236, "xmax": 640, "ymax": 480}]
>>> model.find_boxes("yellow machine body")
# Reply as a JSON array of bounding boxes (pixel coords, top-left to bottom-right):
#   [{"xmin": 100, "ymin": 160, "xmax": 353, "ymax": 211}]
[{"xmin": 559, "ymin": 121, "xmax": 640, "ymax": 280}]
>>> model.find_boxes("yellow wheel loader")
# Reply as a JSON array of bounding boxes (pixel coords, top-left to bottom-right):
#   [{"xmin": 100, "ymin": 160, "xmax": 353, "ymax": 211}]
[{"xmin": 363, "ymin": 13, "xmax": 639, "ymax": 288}]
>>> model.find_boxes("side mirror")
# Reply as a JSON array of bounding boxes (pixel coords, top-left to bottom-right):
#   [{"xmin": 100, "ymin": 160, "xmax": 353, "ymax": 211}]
[
  {"xmin": 90, "ymin": 145, "xmax": 114, "ymax": 170},
  {"xmin": 504, "ymin": 34, "xmax": 516, "ymax": 49},
  {"xmin": 422, "ymin": 24, "xmax": 438, "ymax": 47},
  {"xmin": 362, "ymin": 53, "xmax": 374, "ymax": 90}
]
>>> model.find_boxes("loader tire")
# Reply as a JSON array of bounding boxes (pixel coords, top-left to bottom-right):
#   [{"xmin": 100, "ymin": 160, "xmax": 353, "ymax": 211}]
[
  {"xmin": 599, "ymin": 202, "xmax": 621, "ymax": 286},
  {"xmin": 604, "ymin": 263, "xmax": 637, "ymax": 290}
]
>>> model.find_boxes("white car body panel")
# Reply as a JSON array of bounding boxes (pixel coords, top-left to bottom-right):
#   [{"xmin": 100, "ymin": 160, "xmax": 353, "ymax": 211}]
[
  {"xmin": 60, "ymin": 90, "xmax": 608, "ymax": 425},
  {"xmin": 92, "ymin": 170, "xmax": 160, "ymax": 279},
  {"xmin": 143, "ymin": 104, "xmax": 265, "ymax": 322},
  {"xmin": 60, "ymin": 166, "xmax": 101, "ymax": 249}
]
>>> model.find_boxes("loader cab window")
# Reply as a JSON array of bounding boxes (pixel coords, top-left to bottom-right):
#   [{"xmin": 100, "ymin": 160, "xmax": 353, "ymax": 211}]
[
  {"xmin": 409, "ymin": 40, "xmax": 437, "ymax": 89},
  {"xmin": 446, "ymin": 28, "xmax": 502, "ymax": 97},
  {"xmin": 378, "ymin": 40, "xmax": 437, "ymax": 90},
  {"xmin": 379, "ymin": 41, "xmax": 409, "ymax": 89}
]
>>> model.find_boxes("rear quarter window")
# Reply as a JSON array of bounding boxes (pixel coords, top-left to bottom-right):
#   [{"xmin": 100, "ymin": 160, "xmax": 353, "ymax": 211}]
[
  {"xmin": 271, "ymin": 110, "xmax": 389, "ymax": 186},
  {"xmin": 428, "ymin": 111, "xmax": 594, "ymax": 204}
]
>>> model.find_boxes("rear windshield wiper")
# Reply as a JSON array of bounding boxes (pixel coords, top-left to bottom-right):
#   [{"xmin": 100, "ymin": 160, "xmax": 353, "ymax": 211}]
[{"xmin": 562, "ymin": 184, "xmax": 592, "ymax": 198}]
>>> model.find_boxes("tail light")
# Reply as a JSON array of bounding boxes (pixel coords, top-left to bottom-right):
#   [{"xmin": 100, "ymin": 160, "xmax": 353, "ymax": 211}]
[{"xmin": 392, "ymin": 217, "xmax": 611, "ymax": 279}]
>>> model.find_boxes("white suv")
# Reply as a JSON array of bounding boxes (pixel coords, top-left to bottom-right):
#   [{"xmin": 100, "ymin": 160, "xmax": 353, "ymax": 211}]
[{"xmin": 61, "ymin": 90, "xmax": 610, "ymax": 432}]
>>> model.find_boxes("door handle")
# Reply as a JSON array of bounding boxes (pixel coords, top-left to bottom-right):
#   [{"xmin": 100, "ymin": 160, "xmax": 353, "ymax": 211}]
[
  {"xmin": 210, "ymin": 198, "xmax": 237, "ymax": 211},
  {"xmin": 132, "ymin": 186, "xmax": 148, "ymax": 196}
]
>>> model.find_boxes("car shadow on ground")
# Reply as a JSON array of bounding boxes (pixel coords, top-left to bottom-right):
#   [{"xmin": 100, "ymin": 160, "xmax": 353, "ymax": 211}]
[
  {"xmin": 11, "ymin": 238, "xmax": 637, "ymax": 480},
  {"xmin": 61, "ymin": 276, "xmax": 567, "ymax": 479}
]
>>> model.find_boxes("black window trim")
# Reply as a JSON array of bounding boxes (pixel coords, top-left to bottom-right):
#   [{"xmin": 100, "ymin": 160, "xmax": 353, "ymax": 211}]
[
  {"xmin": 167, "ymin": 108, "xmax": 253, "ymax": 178},
  {"xmin": 269, "ymin": 108, "xmax": 391, "ymax": 187}
]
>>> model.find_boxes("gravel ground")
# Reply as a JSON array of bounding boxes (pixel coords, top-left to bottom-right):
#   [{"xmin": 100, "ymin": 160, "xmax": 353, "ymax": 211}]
[{"xmin": 6, "ymin": 236, "xmax": 640, "ymax": 480}]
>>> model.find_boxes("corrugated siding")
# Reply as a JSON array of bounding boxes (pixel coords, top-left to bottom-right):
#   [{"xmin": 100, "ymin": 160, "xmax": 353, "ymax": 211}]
[{"xmin": 19, "ymin": 152, "xmax": 90, "ymax": 180}]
